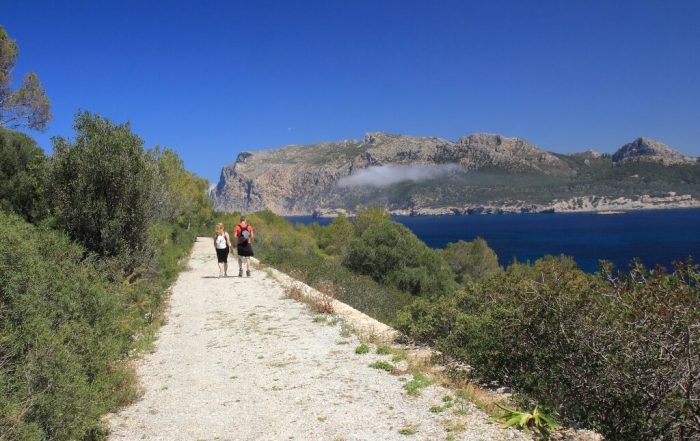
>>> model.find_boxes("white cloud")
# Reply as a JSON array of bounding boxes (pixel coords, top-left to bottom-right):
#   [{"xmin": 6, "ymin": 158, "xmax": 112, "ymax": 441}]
[{"xmin": 337, "ymin": 164, "xmax": 462, "ymax": 188}]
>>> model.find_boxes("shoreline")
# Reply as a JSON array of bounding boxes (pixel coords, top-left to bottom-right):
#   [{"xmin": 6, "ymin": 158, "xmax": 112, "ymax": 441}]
[{"xmin": 308, "ymin": 194, "xmax": 700, "ymax": 218}]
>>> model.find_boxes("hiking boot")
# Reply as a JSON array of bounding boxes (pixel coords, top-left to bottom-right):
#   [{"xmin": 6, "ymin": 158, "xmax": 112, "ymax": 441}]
[
  {"xmin": 238, "ymin": 269, "xmax": 243, "ymax": 277},
  {"xmin": 246, "ymin": 269, "xmax": 251, "ymax": 277}
]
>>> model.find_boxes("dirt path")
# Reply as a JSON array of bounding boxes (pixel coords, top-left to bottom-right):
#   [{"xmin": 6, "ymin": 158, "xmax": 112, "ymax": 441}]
[{"xmin": 108, "ymin": 238, "xmax": 527, "ymax": 441}]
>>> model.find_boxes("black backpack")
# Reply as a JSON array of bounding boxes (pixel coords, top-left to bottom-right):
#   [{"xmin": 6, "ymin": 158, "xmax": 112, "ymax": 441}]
[{"xmin": 238, "ymin": 224, "xmax": 251, "ymax": 245}]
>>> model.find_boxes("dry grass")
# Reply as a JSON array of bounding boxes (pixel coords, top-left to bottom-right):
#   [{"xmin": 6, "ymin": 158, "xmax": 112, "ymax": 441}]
[
  {"xmin": 312, "ymin": 280, "xmax": 336, "ymax": 314},
  {"xmin": 283, "ymin": 281, "xmax": 335, "ymax": 315}
]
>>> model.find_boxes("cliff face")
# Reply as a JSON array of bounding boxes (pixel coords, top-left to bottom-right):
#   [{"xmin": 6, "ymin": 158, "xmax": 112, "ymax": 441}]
[{"xmin": 211, "ymin": 133, "xmax": 700, "ymax": 215}]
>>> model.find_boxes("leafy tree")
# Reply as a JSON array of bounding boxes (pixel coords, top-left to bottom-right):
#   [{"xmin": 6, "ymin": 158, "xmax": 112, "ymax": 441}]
[
  {"xmin": 342, "ymin": 219, "xmax": 457, "ymax": 297},
  {"xmin": 47, "ymin": 111, "xmax": 157, "ymax": 274},
  {"xmin": 152, "ymin": 146, "xmax": 212, "ymax": 229},
  {"xmin": 442, "ymin": 238, "xmax": 501, "ymax": 283},
  {"xmin": 0, "ymin": 26, "xmax": 51, "ymax": 131},
  {"xmin": 317, "ymin": 215, "xmax": 355, "ymax": 257},
  {"xmin": 0, "ymin": 128, "xmax": 46, "ymax": 221},
  {"xmin": 353, "ymin": 206, "xmax": 390, "ymax": 234}
]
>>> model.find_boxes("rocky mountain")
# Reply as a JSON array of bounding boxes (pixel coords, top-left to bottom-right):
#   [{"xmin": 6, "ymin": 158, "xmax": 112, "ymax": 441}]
[
  {"xmin": 612, "ymin": 137, "xmax": 698, "ymax": 165},
  {"xmin": 211, "ymin": 133, "xmax": 700, "ymax": 216}
]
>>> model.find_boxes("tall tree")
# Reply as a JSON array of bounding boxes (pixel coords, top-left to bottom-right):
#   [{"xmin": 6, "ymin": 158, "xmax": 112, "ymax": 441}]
[
  {"xmin": 152, "ymin": 146, "xmax": 213, "ymax": 229},
  {"xmin": 48, "ymin": 111, "xmax": 157, "ymax": 274},
  {"xmin": 0, "ymin": 25, "xmax": 51, "ymax": 131}
]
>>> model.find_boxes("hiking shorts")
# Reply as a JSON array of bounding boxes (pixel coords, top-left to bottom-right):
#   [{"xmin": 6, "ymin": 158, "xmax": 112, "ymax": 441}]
[{"xmin": 216, "ymin": 247, "xmax": 229, "ymax": 263}]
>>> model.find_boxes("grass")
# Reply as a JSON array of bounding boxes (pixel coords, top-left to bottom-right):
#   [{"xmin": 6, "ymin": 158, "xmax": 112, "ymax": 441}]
[
  {"xmin": 398, "ymin": 425, "xmax": 418, "ymax": 435},
  {"xmin": 403, "ymin": 373, "xmax": 431, "ymax": 397},
  {"xmin": 376, "ymin": 345, "xmax": 391, "ymax": 355},
  {"xmin": 369, "ymin": 360, "xmax": 396, "ymax": 372},
  {"xmin": 355, "ymin": 344, "xmax": 370, "ymax": 354}
]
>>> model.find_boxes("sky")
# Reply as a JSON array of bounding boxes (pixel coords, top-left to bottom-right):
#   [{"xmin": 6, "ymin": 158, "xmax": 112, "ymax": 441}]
[{"xmin": 3, "ymin": 0, "xmax": 700, "ymax": 184}]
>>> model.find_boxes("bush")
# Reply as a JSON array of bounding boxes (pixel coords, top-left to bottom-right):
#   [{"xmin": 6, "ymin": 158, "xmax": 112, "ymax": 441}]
[
  {"xmin": 0, "ymin": 212, "xmax": 133, "ymax": 440},
  {"xmin": 396, "ymin": 255, "xmax": 700, "ymax": 440},
  {"xmin": 442, "ymin": 238, "xmax": 501, "ymax": 283},
  {"xmin": 342, "ymin": 220, "xmax": 456, "ymax": 297}
]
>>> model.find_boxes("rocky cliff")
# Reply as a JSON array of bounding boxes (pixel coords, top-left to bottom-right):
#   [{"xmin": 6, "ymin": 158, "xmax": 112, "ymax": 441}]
[
  {"xmin": 612, "ymin": 137, "xmax": 698, "ymax": 165},
  {"xmin": 211, "ymin": 133, "xmax": 700, "ymax": 215}
]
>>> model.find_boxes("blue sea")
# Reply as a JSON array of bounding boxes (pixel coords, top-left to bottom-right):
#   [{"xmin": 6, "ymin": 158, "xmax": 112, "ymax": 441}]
[{"xmin": 286, "ymin": 209, "xmax": 700, "ymax": 273}]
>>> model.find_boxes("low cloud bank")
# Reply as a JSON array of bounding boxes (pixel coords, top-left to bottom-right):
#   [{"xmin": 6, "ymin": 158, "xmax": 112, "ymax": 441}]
[{"xmin": 337, "ymin": 163, "xmax": 462, "ymax": 188}]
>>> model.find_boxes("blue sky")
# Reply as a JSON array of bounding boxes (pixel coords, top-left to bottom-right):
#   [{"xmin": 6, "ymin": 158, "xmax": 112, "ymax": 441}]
[{"xmin": 3, "ymin": 0, "xmax": 700, "ymax": 184}]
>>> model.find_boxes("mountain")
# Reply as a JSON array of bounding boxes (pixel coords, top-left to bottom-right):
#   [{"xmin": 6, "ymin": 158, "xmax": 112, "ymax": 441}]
[
  {"xmin": 612, "ymin": 137, "xmax": 698, "ymax": 165},
  {"xmin": 211, "ymin": 133, "xmax": 700, "ymax": 216}
]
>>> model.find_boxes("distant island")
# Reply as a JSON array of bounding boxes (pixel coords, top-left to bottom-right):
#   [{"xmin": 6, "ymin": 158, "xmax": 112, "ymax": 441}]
[{"xmin": 211, "ymin": 133, "xmax": 700, "ymax": 216}]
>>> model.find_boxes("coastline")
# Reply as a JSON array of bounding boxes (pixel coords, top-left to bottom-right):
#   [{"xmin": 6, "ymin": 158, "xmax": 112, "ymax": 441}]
[{"xmin": 311, "ymin": 193, "xmax": 700, "ymax": 218}]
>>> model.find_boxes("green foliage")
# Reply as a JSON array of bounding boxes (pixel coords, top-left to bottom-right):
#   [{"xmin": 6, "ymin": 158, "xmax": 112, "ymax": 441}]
[
  {"xmin": 317, "ymin": 215, "xmax": 354, "ymax": 257},
  {"xmin": 496, "ymin": 404, "xmax": 560, "ymax": 440},
  {"xmin": 396, "ymin": 255, "xmax": 700, "ymax": 440},
  {"xmin": 376, "ymin": 345, "xmax": 391, "ymax": 355},
  {"xmin": 403, "ymin": 373, "xmax": 431, "ymax": 397},
  {"xmin": 342, "ymin": 219, "xmax": 456, "ymax": 297},
  {"xmin": 0, "ymin": 212, "xmax": 195, "ymax": 440},
  {"xmin": 442, "ymin": 238, "xmax": 501, "ymax": 283},
  {"xmin": 152, "ymin": 147, "xmax": 212, "ymax": 229},
  {"xmin": 0, "ymin": 26, "xmax": 51, "ymax": 131},
  {"xmin": 47, "ymin": 111, "xmax": 158, "ymax": 274},
  {"xmin": 0, "ymin": 128, "xmax": 46, "ymax": 221},
  {"xmin": 355, "ymin": 344, "xmax": 369, "ymax": 354},
  {"xmin": 353, "ymin": 206, "xmax": 390, "ymax": 234},
  {"xmin": 369, "ymin": 360, "xmax": 395, "ymax": 372},
  {"xmin": 0, "ymin": 212, "xmax": 132, "ymax": 439}
]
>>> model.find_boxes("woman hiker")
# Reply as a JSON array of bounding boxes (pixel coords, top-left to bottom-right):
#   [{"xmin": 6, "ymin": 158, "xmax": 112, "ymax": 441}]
[
  {"xmin": 213, "ymin": 222, "xmax": 232, "ymax": 277},
  {"xmin": 234, "ymin": 216, "xmax": 254, "ymax": 277}
]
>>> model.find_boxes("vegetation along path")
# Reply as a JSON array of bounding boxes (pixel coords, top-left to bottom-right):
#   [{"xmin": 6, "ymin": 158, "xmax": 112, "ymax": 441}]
[{"xmin": 108, "ymin": 238, "xmax": 527, "ymax": 441}]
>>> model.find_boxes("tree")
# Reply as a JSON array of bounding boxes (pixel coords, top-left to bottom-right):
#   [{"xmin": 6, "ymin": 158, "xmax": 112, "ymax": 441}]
[
  {"xmin": 342, "ymin": 219, "xmax": 457, "ymax": 297},
  {"xmin": 0, "ymin": 128, "xmax": 46, "ymax": 221},
  {"xmin": 317, "ymin": 215, "xmax": 354, "ymax": 257},
  {"xmin": 152, "ymin": 146, "xmax": 213, "ymax": 229},
  {"xmin": 47, "ymin": 111, "xmax": 157, "ymax": 274},
  {"xmin": 442, "ymin": 238, "xmax": 501, "ymax": 283},
  {"xmin": 0, "ymin": 26, "xmax": 51, "ymax": 131},
  {"xmin": 353, "ymin": 206, "xmax": 390, "ymax": 234}
]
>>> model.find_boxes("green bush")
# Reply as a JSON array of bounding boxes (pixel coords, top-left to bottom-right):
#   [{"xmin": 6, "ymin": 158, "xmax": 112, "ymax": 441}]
[
  {"xmin": 342, "ymin": 220, "xmax": 456, "ymax": 297},
  {"xmin": 0, "ymin": 212, "xmax": 196, "ymax": 440},
  {"xmin": 0, "ymin": 212, "xmax": 133, "ymax": 440},
  {"xmin": 442, "ymin": 238, "xmax": 501, "ymax": 283},
  {"xmin": 396, "ymin": 255, "xmax": 700, "ymax": 440},
  {"xmin": 317, "ymin": 215, "xmax": 354, "ymax": 257}
]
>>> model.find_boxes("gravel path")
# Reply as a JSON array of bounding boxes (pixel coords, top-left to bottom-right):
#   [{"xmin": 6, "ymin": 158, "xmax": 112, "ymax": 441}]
[{"xmin": 108, "ymin": 238, "xmax": 528, "ymax": 441}]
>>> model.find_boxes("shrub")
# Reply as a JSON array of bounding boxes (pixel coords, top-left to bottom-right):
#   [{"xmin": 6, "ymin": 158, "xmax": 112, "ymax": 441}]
[
  {"xmin": 396, "ymin": 255, "xmax": 700, "ymax": 440},
  {"xmin": 0, "ymin": 212, "xmax": 132, "ymax": 439},
  {"xmin": 441, "ymin": 238, "xmax": 501, "ymax": 283},
  {"xmin": 342, "ymin": 220, "xmax": 456, "ymax": 297}
]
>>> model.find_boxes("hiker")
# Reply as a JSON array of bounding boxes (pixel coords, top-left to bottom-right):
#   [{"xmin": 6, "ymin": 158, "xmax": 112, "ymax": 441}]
[
  {"xmin": 234, "ymin": 216, "xmax": 254, "ymax": 277},
  {"xmin": 213, "ymin": 222, "xmax": 232, "ymax": 277}
]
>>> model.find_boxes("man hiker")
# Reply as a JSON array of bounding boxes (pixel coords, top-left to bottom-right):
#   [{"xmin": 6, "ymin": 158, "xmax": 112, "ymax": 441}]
[{"xmin": 234, "ymin": 216, "xmax": 254, "ymax": 277}]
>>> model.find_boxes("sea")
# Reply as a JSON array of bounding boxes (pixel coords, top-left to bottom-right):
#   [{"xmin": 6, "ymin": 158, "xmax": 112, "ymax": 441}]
[{"xmin": 286, "ymin": 208, "xmax": 700, "ymax": 273}]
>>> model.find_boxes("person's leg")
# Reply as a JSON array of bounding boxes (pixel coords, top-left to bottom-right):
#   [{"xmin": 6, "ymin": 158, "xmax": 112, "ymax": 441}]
[
  {"xmin": 218, "ymin": 260, "xmax": 223, "ymax": 277},
  {"xmin": 246, "ymin": 257, "xmax": 251, "ymax": 276},
  {"xmin": 238, "ymin": 255, "xmax": 243, "ymax": 277}
]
